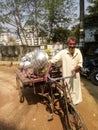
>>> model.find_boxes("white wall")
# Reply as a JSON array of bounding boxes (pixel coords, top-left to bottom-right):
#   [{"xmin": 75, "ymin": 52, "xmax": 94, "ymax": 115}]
[{"xmin": 85, "ymin": 27, "xmax": 98, "ymax": 42}]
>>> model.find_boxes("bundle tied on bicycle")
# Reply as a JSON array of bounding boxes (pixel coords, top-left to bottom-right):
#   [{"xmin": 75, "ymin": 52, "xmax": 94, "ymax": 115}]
[{"xmin": 19, "ymin": 49, "xmax": 49, "ymax": 78}]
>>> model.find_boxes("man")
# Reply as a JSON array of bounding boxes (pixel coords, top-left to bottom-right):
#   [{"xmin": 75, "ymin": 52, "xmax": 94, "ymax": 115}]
[{"xmin": 45, "ymin": 36, "xmax": 83, "ymax": 105}]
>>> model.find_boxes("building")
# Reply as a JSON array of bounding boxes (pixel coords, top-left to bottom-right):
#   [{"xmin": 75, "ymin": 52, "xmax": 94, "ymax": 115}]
[
  {"xmin": 85, "ymin": 14, "xmax": 98, "ymax": 43},
  {"xmin": 0, "ymin": 25, "xmax": 47, "ymax": 46},
  {"xmin": 83, "ymin": 14, "xmax": 98, "ymax": 55}
]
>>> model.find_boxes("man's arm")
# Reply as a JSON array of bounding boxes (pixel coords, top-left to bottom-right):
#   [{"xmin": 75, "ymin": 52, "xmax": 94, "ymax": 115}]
[
  {"xmin": 45, "ymin": 61, "xmax": 53, "ymax": 82},
  {"xmin": 72, "ymin": 49, "xmax": 83, "ymax": 76}
]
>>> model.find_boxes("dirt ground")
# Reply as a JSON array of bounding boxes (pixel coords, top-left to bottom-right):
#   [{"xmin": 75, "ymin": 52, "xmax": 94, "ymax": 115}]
[{"xmin": 0, "ymin": 63, "xmax": 98, "ymax": 130}]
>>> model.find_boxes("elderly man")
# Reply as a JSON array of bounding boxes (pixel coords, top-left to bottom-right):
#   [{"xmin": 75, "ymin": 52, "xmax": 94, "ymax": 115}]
[{"xmin": 46, "ymin": 36, "xmax": 83, "ymax": 105}]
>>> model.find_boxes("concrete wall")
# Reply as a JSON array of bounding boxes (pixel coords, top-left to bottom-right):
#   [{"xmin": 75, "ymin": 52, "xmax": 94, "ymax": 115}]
[{"xmin": 0, "ymin": 45, "xmax": 40, "ymax": 61}]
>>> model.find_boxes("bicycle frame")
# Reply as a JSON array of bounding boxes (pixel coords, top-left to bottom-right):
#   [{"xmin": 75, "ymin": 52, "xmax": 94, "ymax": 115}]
[
  {"xmin": 48, "ymin": 75, "xmax": 73, "ymax": 127},
  {"xmin": 16, "ymin": 65, "xmax": 87, "ymax": 129},
  {"xmin": 48, "ymin": 75, "xmax": 88, "ymax": 130}
]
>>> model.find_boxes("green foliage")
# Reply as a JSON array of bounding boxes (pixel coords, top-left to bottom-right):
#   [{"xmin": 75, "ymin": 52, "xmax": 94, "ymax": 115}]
[
  {"xmin": 41, "ymin": 0, "xmax": 77, "ymax": 40},
  {"xmin": 52, "ymin": 27, "xmax": 70, "ymax": 44},
  {"xmin": 84, "ymin": 14, "xmax": 98, "ymax": 27},
  {"xmin": 0, "ymin": 0, "xmax": 78, "ymax": 45},
  {"xmin": 71, "ymin": 24, "xmax": 80, "ymax": 42},
  {"xmin": 87, "ymin": 0, "xmax": 98, "ymax": 14}
]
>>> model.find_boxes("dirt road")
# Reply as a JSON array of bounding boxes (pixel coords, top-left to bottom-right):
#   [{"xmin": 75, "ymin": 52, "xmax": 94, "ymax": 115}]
[{"xmin": 0, "ymin": 65, "xmax": 98, "ymax": 130}]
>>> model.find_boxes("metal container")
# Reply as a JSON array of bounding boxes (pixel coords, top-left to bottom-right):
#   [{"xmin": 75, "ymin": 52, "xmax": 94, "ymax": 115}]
[{"xmin": 20, "ymin": 49, "xmax": 49, "ymax": 76}]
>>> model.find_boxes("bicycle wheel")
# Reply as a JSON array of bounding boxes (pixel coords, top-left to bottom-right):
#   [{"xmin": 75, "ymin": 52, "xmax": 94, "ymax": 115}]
[{"xmin": 64, "ymin": 102, "xmax": 88, "ymax": 130}]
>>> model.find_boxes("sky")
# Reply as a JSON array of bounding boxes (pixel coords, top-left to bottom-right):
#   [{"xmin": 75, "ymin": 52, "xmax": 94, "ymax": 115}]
[
  {"xmin": 78, "ymin": 0, "xmax": 94, "ymax": 15},
  {"xmin": 69, "ymin": 0, "xmax": 92, "ymax": 29},
  {"xmin": 77, "ymin": 0, "xmax": 91, "ymax": 15},
  {"xmin": 84, "ymin": 0, "xmax": 90, "ymax": 13},
  {"xmin": 84, "ymin": 0, "xmax": 93, "ymax": 14}
]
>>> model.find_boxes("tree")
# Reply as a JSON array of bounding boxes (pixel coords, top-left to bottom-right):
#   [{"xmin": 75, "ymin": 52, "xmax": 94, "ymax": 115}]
[
  {"xmin": 0, "ymin": 0, "xmax": 78, "ymax": 45},
  {"xmin": 24, "ymin": 0, "xmax": 45, "ymax": 44},
  {"xmin": 52, "ymin": 27, "xmax": 70, "ymax": 44},
  {"xmin": 87, "ymin": 0, "xmax": 98, "ymax": 14},
  {"xmin": 71, "ymin": 24, "xmax": 80, "ymax": 43},
  {"xmin": 84, "ymin": 1, "xmax": 98, "ymax": 29},
  {"xmin": 0, "ymin": 0, "xmax": 32, "ymax": 45},
  {"xmin": 41, "ymin": 0, "xmax": 78, "ymax": 41}
]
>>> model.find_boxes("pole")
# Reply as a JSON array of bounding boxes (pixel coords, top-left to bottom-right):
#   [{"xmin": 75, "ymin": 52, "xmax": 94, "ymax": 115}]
[{"xmin": 79, "ymin": 0, "xmax": 85, "ymax": 47}]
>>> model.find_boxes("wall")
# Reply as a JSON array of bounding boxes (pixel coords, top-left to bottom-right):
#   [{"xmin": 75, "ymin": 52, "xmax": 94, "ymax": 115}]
[
  {"xmin": 85, "ymin": 27, "xmax": 98, "ymax": 42},
  {"xmin": 0, "ymin": 45, "xmax": 40, "ymax": 61}
]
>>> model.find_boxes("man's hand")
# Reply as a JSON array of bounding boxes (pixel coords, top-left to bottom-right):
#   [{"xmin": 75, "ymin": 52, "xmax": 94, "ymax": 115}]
[
  {"xmin": 45, "ymin": 73, "xmax": 49, "ymax": 82},
  {"xmin": 71, "ymin": 69, "xmax": 76, "ymax": 78},
  {"xmin": 71, "ymin": 66, "xmax": 81, "ymax": 78}
]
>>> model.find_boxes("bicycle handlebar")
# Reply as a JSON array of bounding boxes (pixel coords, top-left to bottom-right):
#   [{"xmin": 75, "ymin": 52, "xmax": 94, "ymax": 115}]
[{"xmin": 48, "ymin": 74, "xmax": 74, "ymax": 82}]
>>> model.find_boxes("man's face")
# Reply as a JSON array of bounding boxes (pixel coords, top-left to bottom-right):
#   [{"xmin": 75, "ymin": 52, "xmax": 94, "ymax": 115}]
[{"xmin": 68, "ymin": 40, "xmax": 76, "ymax": 55}]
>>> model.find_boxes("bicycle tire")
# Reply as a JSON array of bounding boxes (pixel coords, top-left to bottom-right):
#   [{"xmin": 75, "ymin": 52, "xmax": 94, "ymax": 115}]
[{"xmin": 64, "ymin": 102, "xmax": 88, "ymax": 130}]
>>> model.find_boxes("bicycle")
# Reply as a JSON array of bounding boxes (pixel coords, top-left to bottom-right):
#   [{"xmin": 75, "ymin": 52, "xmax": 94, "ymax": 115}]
[
  {"xmin": 16, "ymin": 64, "xmax": 87, "ymax": 130},
  {"xmin": 47, "ymin": 75, "xmax": 88, "ymax": 130}
]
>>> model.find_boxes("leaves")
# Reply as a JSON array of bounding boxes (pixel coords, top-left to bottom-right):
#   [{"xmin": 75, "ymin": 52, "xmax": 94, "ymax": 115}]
[
  {"xmin": 87, "ymin": 0, "xmax": 98, "ymax": 14},
  {"xmin": 0, "ymin": 0, "xmax": 77, "ymax": 45}
]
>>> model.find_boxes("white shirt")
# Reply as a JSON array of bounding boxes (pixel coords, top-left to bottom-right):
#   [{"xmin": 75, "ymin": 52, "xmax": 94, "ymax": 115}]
[{"xmin": 50, "ymin": 48, "xmax": 83, "ymax": 105}]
